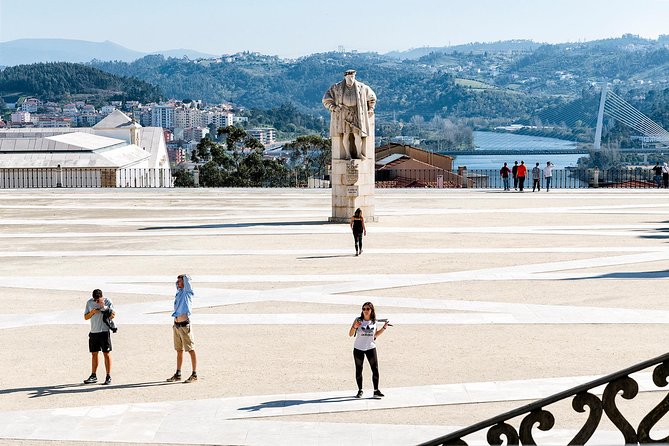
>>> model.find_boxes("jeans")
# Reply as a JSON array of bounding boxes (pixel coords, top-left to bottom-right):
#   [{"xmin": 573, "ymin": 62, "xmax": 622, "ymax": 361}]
[
  {"xmin": 502, "ymin": 177, "xmax": 510, "ymax": 190},
  {"xmin": 532, "ymin": 179, "xmax": 540, "ymax": 191},
  {"xmin": 545, "ymin": 176, "xmax": 552, "ymax": 191},
  {"xmin": 518, "ymin": 177, "xmax": 525, "ymax": 191}
]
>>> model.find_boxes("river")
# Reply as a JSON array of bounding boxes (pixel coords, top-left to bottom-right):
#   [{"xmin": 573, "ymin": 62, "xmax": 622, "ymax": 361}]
[{"xmin": 448, "ymin": 131, "xmax": 583, "ymax": 170}]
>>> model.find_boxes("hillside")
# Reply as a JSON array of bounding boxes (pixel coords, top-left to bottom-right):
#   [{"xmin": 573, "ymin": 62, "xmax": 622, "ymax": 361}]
[
  {"xmin": 0, "ymin": 62, "xmax": 162, "ymax": 104},
  {"xmin": 90, "ymin": 52, "xmax": 543, "ymax": 123},
  {"xmin": 87, "ymin": 35, "xmax": 669, "ymax": 124}
]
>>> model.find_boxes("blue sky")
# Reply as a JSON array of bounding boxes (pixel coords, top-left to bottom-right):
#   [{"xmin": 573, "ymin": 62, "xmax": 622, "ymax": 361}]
[{"xmin": 1, "ymin": 0, "xmax": 668, "ymax": 57}]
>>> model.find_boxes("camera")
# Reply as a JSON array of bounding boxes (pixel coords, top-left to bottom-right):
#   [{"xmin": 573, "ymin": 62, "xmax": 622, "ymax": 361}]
[{"xmin": 101, "ymin": 308, "xmax": 117, "ymax": 333}]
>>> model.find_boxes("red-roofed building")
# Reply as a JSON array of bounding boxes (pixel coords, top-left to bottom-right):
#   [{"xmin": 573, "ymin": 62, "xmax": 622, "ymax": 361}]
[{"xmin": 375, "ymin": 143, "xmax": 473, "ymax": 188}]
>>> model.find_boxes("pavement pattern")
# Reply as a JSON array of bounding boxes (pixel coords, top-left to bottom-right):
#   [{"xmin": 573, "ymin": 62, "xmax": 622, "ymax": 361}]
[{"xmin": 2, "ymin": 188, "xmax": 669, "ymax": 445}]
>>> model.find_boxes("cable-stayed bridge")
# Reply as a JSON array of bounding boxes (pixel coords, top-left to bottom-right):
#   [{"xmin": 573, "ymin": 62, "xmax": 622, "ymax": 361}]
[
  {"xmin": 437, "ymin": 84, "xmax": 668, "ymax": 158},
  {"xmin": 595, "ymin": 84, "xmax": 669, "ymax": 150}
]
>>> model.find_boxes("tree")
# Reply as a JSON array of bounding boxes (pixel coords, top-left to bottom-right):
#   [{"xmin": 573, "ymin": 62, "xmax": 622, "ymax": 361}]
[
  {"xmin": 285, "ymin": 135, "xmax": 332, "ymax": 180},
  {"xmin": 191, "ymin": 125, "xmax": 291, "ymax": 187},
  {"xmin": 172, "ymin": 168, "xmax": 195, "ymax": 187}
]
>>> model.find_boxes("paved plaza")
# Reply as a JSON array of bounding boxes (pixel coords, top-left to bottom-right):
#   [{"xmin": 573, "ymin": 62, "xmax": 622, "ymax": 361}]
[{"xmin": 2, "ymin": 187, "xmax": 669, "ymax": 445}]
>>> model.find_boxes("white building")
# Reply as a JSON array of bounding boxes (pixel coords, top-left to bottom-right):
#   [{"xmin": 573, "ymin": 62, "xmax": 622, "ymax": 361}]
[
  {"xmin": 183, "ymin": 127, "xmax": 209, "ymax": 142},
  {"xmin": 247, "ymin": 127, "xmax": 277, "ymax": 146},
  {"xmin": 20, "ymin": 98, "xmax": 41, "ymax": 112},
  {"xmin": 11, "ymin": 111, "xmax": 31, "ymax": 124},
  {"xmin": 101, "ymin": 105, "xmax": 117, "ymax": 115},
  {"xmin": 0, "ymin": 110, "xmax": 171, "ymax": 188},
  {"xmin": 210, "ymin": 111, "xmax": 233, "ymax": 128},
  {"xmin": 175, "ymin": 107, "xmax": 203, "ymax": 128},
  {"xmin": 151, "ymin": 105, "xmax": 175, "ymax": 128}
]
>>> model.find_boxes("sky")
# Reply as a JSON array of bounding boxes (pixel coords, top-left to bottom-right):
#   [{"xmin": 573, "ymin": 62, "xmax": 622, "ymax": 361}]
[{"xmin": 1, "ymin": 0, "xmax": 668, "ymax": 58}]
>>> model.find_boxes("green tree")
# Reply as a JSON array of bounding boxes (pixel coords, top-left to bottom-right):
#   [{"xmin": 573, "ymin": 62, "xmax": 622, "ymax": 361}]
[
  {"xmin": 192, "ymin": 125, "xmax": 291, "ymax": 187},
  {"xmin": 172, "ymin": 168, "xmax": 195, "ymax": 187},
  {"xmin": 285, "ymin": 135, "xmax": 332, "ymax": 179}
]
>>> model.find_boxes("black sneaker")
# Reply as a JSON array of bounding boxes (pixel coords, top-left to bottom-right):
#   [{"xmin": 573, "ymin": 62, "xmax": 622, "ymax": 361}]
[
  {"xmin": 355, "ymin": 390, "xmax": 363, "ymax": 398},
  {"xmin": 373, "ymin": 390, "xmax": 384, "ymax": 398},
  {"xmin": 166, "ymin": 374, "xmax": 182, "ymax": 382},
  {"xmin": 102, "ymin": 376, "xmax": 112, "ymax": 385},
  {"xmin": 83, "ymin": 374, "xmax": 97, "ymax": 384}
]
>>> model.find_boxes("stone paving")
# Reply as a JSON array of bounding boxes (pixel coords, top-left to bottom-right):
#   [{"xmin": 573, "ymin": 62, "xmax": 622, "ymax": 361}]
[{"xmin": 2, "ymin": 188, "xmax": 669, "ymax": 445}]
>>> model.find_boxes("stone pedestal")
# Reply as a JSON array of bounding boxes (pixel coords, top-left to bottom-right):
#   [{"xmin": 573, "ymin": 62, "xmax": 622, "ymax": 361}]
[{"xmin": 328, "ymin": 158, "xmax": 377, "ymax": 223}]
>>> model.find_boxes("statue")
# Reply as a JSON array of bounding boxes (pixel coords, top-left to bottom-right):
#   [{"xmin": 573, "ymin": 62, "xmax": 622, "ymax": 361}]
[{"xmin": 323, "ymin": 70, "xmax": 376, "ymax": 160}]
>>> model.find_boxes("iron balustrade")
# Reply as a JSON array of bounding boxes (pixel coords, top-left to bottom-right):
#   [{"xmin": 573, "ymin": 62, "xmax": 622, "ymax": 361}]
[
  {"xmin": 0, "ymin": 167, "xmax": 173, "ymax": 188},
  {"xmin": 374, "ymin": 168, "xmax": 660, "ymax": 189},
  {"xmin": 419, "ymin": 351, "xmax": 669, "ymax": 446},
  {"xmin": 1, "ymin": 167, "xmax": 663, "ymax": 189}
]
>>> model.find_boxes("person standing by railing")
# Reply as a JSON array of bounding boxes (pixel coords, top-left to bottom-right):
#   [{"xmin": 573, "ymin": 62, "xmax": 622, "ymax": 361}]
[
  {"xmin": 516, "ymin": 161, "xmax": 527, "ymax": 192},
  {"xmin": 544, "ymin": 162, "xmax": 554, "ymax": 192},
  {"xmin": 512, "ymin": 161, "xmax": 519, "ymax": 190},
  {"xmin": 662, "ymin": 162, "xmax": 669, "ymax": 189},
  {"xmin": 500, "ymin": 163, "xmax": 511, "ymax": 191},
  {"xmin": 532, "ymin": 162, "xmax": 541, "ymax": 192},
  {"xmin": 653, "ymin": 162, "xmax": 663, "ymax": 188}
]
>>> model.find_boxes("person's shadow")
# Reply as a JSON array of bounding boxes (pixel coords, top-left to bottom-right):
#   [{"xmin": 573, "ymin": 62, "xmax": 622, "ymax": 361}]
[
  {"xmin": 138, "ymin": 221, "xmax": 326, "ymax": 231},
  {"xmin": 297, "ymin": 254, "xmax": 354, "ymax": 259},
  {"xmin": 1, "ymin": 381, "xmax": 171, "ymax": 398},
  {"xmin": 238, "ymin": 395, "xmax": 362, "ymax": 412}
]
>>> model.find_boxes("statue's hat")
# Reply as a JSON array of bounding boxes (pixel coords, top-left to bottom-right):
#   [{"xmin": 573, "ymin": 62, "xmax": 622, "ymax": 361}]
[{"xmin": 344, "ymin": 69, "xmax": 356, "ymax": 75}]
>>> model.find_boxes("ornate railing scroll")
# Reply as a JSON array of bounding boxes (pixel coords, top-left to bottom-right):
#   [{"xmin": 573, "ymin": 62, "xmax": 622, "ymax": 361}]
[{"xmin": 419, "ymin": 352, "xmax": 669, "ymax": 446}]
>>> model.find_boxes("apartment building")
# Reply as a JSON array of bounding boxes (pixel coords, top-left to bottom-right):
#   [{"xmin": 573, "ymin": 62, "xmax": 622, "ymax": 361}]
[
  {"xmin": 247, "ymin": 127, "xmax": 277, "ymax": 146},
  {"xmin": 151, "ymin": 105, "xmax": 175, "ymax": 128},
  {"xmin": 11, "ymin": 111, "xmax": 31, "ymax": 124}
]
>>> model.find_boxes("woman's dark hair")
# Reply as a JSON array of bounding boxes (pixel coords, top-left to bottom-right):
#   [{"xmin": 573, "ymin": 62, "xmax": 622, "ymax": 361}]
[
  {"xmin": 354, "ymin": 208, "xmax": 362, "ymax": 218},
  {"xmin": 359, "ymin": 301, "xmax": 376, "ymax": 323}
]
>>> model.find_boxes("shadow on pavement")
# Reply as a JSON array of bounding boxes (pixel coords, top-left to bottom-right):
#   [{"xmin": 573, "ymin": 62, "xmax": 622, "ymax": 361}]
[
  {"xmin": 138, "ymin": 221, "xmax": 328, "ymax": 231},
  {"xmin": 297, "ymin": 254, "xmax": 354, "ymax": 259},
  {"xmin": 1, "ymin": 381, "xmax": 172, "ymax": 398},
  {"xmin": 238, "ymin": 395, "xmax": 363, "ymax": 412},
  {"xmin": 562, "ymin": 270, "xmax": 669, "ymax": 280}
]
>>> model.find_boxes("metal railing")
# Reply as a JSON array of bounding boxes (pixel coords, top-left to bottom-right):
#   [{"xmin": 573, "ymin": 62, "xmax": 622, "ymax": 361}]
[
  {"xmin": 419, "ymin": 352, "xmax": 669, "ymax": 445},
  {"xmin": 0, "ymin": 168, "xmax": 173, "ymax": 188},
  {"xmin": 375, "ymin": 168, "xmax": 661, "ymax": 189},
  {"xmin": 1, "ymin": 166, "xmax": 662, "ymax": 189}
]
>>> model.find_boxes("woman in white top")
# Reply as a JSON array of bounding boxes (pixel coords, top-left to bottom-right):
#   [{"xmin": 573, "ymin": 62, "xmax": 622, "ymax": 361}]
[{"xmin": 348, "ymin": 301, "xmax": 389, "ymax": 398}]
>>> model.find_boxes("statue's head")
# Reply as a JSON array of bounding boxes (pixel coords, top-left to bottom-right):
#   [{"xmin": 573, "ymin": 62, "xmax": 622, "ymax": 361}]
[{"xmin": 344, "ymin": 69, "xmax": 356, "ymax": 86}]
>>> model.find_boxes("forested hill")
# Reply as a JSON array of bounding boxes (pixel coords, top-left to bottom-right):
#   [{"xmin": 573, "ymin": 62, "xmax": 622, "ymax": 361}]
[
  {"xmin": 90, "ymin": 52, "xmax": 542, "ymax": 122},
  {"xmin": 88, "ymin": 35, "xmax": 669, "ymax": 122},
  {"xmin": 0, "ymin": 62, "xmax": 162, "ymax": 103}
]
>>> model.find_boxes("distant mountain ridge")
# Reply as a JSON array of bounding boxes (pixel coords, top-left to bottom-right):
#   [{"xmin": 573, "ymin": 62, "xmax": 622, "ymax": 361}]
[{"xmin": 0, "ymin": 39, "xmax": 217, "ymax": 66}]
